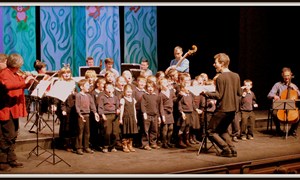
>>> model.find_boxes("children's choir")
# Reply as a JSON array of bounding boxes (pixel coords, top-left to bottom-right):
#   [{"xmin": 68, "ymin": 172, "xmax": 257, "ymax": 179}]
[{"xmin": 28, "ymin": 61, "xmax": 257, "ymax": 155}]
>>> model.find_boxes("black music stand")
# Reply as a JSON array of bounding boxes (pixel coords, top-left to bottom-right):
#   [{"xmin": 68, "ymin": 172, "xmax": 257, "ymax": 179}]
[
  {"xmin": 130, "ymin": 69, "xmax": 142, "ymax": 81},
  {"xmin": 197, "ymin": 96, "xmax": 220, "ymax": 156},
  {"xmin": 36, "ymin": 105, "xmax": 71, "ymax": 167},
  {"xmin": 79, "ymin": 66, "xmax": 101, "ymax": 77},
  {"xmin": 28, "ymin": 88, "xmax": 50, "ymax": 160},
  {"xmin": 273, "ymin": 99, "xmax": 296, "ymax": 139},
  {"xmin": 25, "ymin": 75, "xmax": 45, "ymax": 127},
  {"xmin": 25, "ymin": 96, "xmax": 35, "ymax": 127},
  {"xmin": 121, "ymin": 63, "xmax": 140, "ymax": 73},
  {"xmin": 27, "ymin": 81, "xmax": 53, "ymax": 133},
  {"xmin": 46, "ymin": 71, "xmax": 59, "ymax": 77}
]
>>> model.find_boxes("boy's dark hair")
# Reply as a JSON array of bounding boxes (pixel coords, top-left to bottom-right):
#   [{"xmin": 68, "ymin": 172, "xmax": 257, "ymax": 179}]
[
  {"xmin": 34, "ymin": 60, "xmax": 46, "ymax": 71},
  {"xmin": 78, "ymin": 79, "xmax": 88, "ymax": 88},
  {"xmin": 86, "ymin": 56, "xmax": 94, "ymax": 62},
  {"xmin": 104, "ymin": 58, "xmax": 114, "ymax": 64},
  {"xmin": 141, "ymin": 59, "xmax": 149, "ymax": 64}
]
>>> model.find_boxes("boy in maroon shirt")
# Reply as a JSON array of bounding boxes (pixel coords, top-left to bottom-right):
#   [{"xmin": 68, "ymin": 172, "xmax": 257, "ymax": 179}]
[{"xmin": 141, "ymin": 80, "xmax": 164, "ymax": 150}]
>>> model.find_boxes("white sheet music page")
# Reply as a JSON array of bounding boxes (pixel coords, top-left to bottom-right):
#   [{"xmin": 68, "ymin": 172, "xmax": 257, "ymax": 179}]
[
  {"xmin": 46, "ymin": 80, "xmax": 76, "ymax": 102},
  {"xmin": 31, "ymin": 80, "xmax": 52, "ymax": 98}
]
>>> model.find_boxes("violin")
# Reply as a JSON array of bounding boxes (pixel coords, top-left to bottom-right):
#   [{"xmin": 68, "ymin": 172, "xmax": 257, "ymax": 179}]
[
  {"xmin": 277, "ymin": 82, "xmax": 299, "ymax": 124},
  {"xmin": 17, "ymin": 70, "xmax": 38, "ymax": 82}
]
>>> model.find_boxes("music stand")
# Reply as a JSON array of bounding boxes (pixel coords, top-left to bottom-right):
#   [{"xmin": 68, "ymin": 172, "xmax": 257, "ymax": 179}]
[
  {"xmin": 79, "ymin": 66, "xmax": 101, "ymax": 77},
  {"xmin": 27, "ymin": 88, "xmax": 50, "ymax": 161},
  {"xmin": 25, "ymin": 75, "xmax": 46, "ymax": 127},
  {"xmin": 35, "ymin": 80, "xmax": 75, "ymax": 167},
  {"xmin": 36, "ymin": 105, "xmax": 71, "ymax": 167},
  {"xmin": 197, "ymin": 96, "xmax": 220, "ymax": 156},
  {"xmin": 121, "ymin": 63, "xmax": 140, "ymax": 73},
  {"xmin": 129, "ymin": 69, "xmax": 142, "ymax": 81},
  {"xmin": 27, "ymin": 80, "xmax": 53, "ymax": 132},
  {"xmin": 272, "ymin": 99, "xmax": 296, "ymax": 139},
  {"xmin": 46, "ymin": 71, "xmax": 59, "ymax": 77}
]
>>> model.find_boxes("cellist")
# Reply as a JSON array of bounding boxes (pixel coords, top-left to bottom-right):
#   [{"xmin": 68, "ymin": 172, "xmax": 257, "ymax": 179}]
[
  {"xmin": 267, "ymin": 67, "xmax": 300, "ymax": 137},
  {"xmin": 165, "ymin": 46, "xmax": 190, "ymax": 74}
]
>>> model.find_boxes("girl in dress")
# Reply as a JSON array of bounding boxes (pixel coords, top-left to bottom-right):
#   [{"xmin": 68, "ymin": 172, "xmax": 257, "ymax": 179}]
[{"xmin": 119, "ymin": 84, "xmax": 138, "ymax": 152}]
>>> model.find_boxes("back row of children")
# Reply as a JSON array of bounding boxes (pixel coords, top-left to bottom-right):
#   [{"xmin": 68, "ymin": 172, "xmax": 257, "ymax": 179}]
[{"xmin": 36, "ymin": 59, "xmax": 258, "ymax": 155}]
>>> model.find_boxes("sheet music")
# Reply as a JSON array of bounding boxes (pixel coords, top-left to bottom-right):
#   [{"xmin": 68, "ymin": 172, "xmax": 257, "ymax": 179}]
[
  {"xmin": 272, "ymin": 99, "xmax": 296, "ymax": 110},
  {"xmin": 188, "ymin": 85, "xmax": 215, "ymax": 96},
  {"xmin": 31, "ymin": 80, "xmax": 52, "ymax": 98},
  {"xmin": 203, "ymin": 85, "xmax": 216, "ymax": 92},
  {"xmin": 46, "ymin": 80, "xmax": 76, "ymax": 102}
]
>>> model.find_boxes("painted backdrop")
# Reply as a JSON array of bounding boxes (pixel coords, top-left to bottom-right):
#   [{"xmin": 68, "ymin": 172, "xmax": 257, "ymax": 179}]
[{"xmin": 0, "ymin": 6, "xmax": 157, "ymax": 76}]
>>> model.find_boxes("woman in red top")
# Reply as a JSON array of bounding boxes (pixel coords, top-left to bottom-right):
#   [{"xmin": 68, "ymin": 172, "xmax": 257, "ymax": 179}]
[{"xmin": 0, "ymin": 53, "xmax": 34, "ymax": 171}]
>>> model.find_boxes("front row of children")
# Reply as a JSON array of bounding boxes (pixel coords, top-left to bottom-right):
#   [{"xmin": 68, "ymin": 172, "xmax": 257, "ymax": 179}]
[{"xmin": 50, "ymin": 66, "xmax": 258, "ymax": 155}]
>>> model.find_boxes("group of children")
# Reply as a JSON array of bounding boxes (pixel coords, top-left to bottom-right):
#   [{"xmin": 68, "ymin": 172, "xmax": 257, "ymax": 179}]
[{"xmin": 34, "ymin": 64, "xmax": 258, "ymax": 155}]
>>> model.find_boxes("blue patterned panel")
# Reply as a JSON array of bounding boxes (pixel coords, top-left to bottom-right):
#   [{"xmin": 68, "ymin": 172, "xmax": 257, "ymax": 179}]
[
  {"xmin": 72, "ymin": 6, "xmax": 86, "ymax": 76},
  {"xmin": 40, "ymin": 6, "xmax": 73, "ymax": 72},
  {"xmin": 124, "ymin": 6, "xmax": 157, "ymax": 74},
  {"xmin": 86, "ymin": 6, "xmax": 121, "ymax": 73},
  {"xmin": 3, "ymin": 6, "xmax": 36, "ymax": 71}
]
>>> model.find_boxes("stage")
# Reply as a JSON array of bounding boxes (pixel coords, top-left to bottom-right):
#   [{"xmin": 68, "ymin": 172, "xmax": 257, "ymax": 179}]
[{"xmin": 2, "ymin": 110, "xmax": 300, "ymax": 175}]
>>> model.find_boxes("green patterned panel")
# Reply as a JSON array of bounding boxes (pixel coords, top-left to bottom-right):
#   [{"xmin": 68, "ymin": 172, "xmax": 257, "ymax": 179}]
[
  {"xmin": 124, "ymin": 6, "xmax": 157, "ymax": 74},
  {"xmin": 73, "ymin": 6, "xmax": 86, "ymax": 77},
  {"xmin": 40, "ymin": 7, "xmax": 73, "ymax": 72},
  {"xmin": 3, "ymin": 6, "xmax": 36, "ymax": 71},
  {"xmin": 86, "ymin": 6, "xmax": 121, "ymax": 73}
]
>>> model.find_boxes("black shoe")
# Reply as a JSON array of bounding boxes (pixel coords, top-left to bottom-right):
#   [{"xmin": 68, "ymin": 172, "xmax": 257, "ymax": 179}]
[
  {"xmin": 162, "ymin": 143, "xmax": 170, "ymax": 149},
  {"xmin": 218, "ymin": 149, "xmax": 232, "ymax": 158},
  {"xmin": 167, "ymin": 143, "xmax": 175, "ymax": 148},
  {"xmin": 29, "ymin": 130, "xmax": 37, "ymax": 134},
  {"xmin": 9, "ymin": 161, "xmax": 24, "ymax": 168},
  {"xmin": 231, "ymin": 149, "xmax": 237, "ymax": 157},
  {"xmin": 289, "ymin": 132, "xmax": 298, "ymax": 137},
  {"xmin": 275, "ymin": 130, "xmax": 285, "ymax": 136},
  {"xmin": 0, "ymin": 164, "xmax": 12, "ymax": 171},
  {"xmin": 177, "ymin": 142, "xmax": 187, "ymax": 149},
  {"xmin": 185, "ymin": 141, "xmax": 192, "ymax": 147}
]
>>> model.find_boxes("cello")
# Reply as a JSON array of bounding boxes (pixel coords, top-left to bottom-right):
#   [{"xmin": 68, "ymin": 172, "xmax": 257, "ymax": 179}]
[
  {"xmin": 175, "ymin": 45, "xmax": 198, "ymax": 67},
  {"xmin": 277, "ymin": 81, "xmax": 299, "ymax": 124},
  {"xmin": 165, "ymin": 45, "xmax": 197, "ymax": 74}
]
